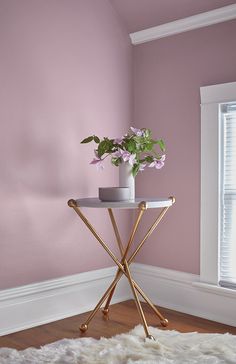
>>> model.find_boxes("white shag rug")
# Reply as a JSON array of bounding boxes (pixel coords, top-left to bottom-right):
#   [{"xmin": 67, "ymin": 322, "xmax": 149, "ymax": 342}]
[{"xmin": 0, "ymin": 325, "xmax": 236, "ymax": 364}]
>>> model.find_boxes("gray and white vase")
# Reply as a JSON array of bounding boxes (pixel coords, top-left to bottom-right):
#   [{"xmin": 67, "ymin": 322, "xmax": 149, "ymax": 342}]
[{"xmin": 119, "ymin": 162, "xmax": 135, "ymax": 200}]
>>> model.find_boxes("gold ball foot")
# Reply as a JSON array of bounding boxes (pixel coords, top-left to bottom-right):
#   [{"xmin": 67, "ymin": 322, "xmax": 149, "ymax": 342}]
[
  {"xmin": 79, "ymin": 323, "xmax": 88, "ymax": 332},
  {"xmin": 147, "ymin": 335, "xmax": 156, "ymax": 341},
  {"xmin": 67, "ymin": 199, "xmax": 76, "ymax": 208},
  {"xmin": 160, "ymin": 318, "xmax": 168, "ymax": 327},
  {"xmin": 102, "ymin": 308, "xmax": 109, "ymax": 316},
  {"xmin": 169, "ymin": 196, "xmax": 176, "ymax": 204}
]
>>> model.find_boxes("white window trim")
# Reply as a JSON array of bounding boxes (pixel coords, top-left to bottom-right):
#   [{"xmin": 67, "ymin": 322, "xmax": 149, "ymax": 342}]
[{"xmin": 200, "ymin": 81, "xmax": 236, "ymax": 286}]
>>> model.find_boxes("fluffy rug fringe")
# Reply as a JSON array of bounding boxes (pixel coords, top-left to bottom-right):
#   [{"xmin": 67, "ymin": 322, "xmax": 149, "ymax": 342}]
[{"xmin": 0, "ymin": 325, "xmax": 236, "ymax": 363}]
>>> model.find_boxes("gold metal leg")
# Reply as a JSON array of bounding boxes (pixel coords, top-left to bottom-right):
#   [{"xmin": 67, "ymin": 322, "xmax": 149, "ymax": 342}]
[
  {"xmin": 124, "ymin": 203, "xmax": 172, "ymax": 327},
  {"xmin": 102, "ymin": 270, "xmax": 120, "ymax": 316},
  {"xmin": 128, "ymin": 203, "xmax": 172, "ymax": 263},
  {"xmin": 108, "ymin": 208, "xmax": 124, "ymax": 255},
  {"xmin": 68, "ymin": 197, "xmax": 174, "ymax": 337},
  {"xmin": 124, "ymin": 259, "xmax": 155, "ymax": 340},
  {"xmin": 131, "ymin": 280, "xmax": 168, "ymax": 326},
  {"xmin": 68, "ymin": 200, "xmax": 125, "ymax": 271},
  {"xmin": 103, "ymin": 205, "xmax": 145, "ymax": 314},
  {"xmin": 68, "ymin": 200, "xmax": 144, "ymax": 330},
  {"xmin": 79, "ymin": 269, "xmax": 123, "ymax": 331},
  {"xmin": 102, "ymin": 209, "xmax": 124, "ymax": 315},
  {"xmin": 102, "ymin": 203, "xmax": 147, "ymax": 312},
  {"xmin": 103, "ymin": 204, "xmax": 171, "ymax": 323}
]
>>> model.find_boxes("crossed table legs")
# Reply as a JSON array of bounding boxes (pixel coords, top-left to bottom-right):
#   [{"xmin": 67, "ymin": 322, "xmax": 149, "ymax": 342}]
[{"xmin": 68, "ymin": 198, "xmax": 174, "ymax": 340}]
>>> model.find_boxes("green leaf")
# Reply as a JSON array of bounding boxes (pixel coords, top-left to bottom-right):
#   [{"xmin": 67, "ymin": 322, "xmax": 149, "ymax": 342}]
[
  {"xmin": 81, "ymin": 136, "xmax": 94, "ymax": 144},
  {"xmin": 93, "ymin": 135, "xmax": 100, "ymax": 143},
  {"xmin": 111, "ymin": 157, "xmax": 121, "ymax": 166},
  {"xmin": 97, "ymin": 140, "xmax": 107, "ymax": 158},
  {"xmin": 145, "ymin": 156, "xmax": 154, "ymax": 163},
  {"xmin": 97, "ymin": 139, "xmax": 114, "ymax": 158},
  {"xmin": 132, "ymin": 164, "xmax": 139, "ymax": 177},
  {"xmin": 144, "ymin": 128, "xmax": 151, "ymax": 138},
  {"xmin": 158, "ymin": 139, "xmax": 165, "ymax": 152},
  {"xmin": 126, "ymin": 139, "xmax": 136, "ymax": 153},
  {"xmin": 146, "ymin": 142, "xmax": 154, "ymax": 151}
]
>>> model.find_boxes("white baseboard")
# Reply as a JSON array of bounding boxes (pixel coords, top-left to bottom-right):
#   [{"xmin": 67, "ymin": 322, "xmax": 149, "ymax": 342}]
[
  {"xmin": 0, "ymin": 266, "xmax": 130, "ymax": 336},
  {"xmin": 132, "ymin": 263, "xmax": 236, "ymax": 327},
  {"xmin": 1, "ymin": 263, "xmax": 235, "ymax": 336}
]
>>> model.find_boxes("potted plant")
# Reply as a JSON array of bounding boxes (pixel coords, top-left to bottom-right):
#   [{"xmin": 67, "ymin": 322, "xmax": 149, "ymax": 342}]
[{"xmin": 81, "ymin": 127, "xmax": 165, "ymax": 200}]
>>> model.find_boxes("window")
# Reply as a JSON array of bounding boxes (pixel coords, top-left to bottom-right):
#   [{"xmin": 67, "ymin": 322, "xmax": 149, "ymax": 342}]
[
  {"xmin": 200, "ymin": 82, "xmax": 236, "ymax": 288},
  {"xmin": 219, "ymin": 103, "xmax": 236, "ymax": 289}
]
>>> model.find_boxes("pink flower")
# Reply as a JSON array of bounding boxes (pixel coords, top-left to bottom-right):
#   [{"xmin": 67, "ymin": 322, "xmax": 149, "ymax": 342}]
[
  {"xmin": 113, "ymin": 148, "xmax": 128, "ymax": 160},
  {"xmin": 130, "ymin": 127, "xmax": 144, "ymax": 137},
  {"xmin": 128, "ymin": 153, "xmax": 136, "ymax": 166},
  {"xmin": 139, "ymin": 163, "xmax": 146, "ymax": 171},
  {"xmin": 148, "ymin": 155, "xmax": 165, "ymax": 169},
  {"xmin": 113, "ymin": 149, "xmax": 123, "ymax": 159},
  {"xmin": 90, "ymin": 158, "xmax": 104, "ymax": 170},
  {"xmin": 113, "ymin": 149, "xmax": 137, "ymax": 166},
  {"xmin": 121, "ymin": 151, "xmax": 131, "ymax": 162}
]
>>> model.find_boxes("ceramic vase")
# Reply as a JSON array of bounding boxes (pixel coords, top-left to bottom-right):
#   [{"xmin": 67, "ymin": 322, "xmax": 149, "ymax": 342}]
[{"xmin": 119, "ymin": 162, "xmax": 135, "ymax": 200}]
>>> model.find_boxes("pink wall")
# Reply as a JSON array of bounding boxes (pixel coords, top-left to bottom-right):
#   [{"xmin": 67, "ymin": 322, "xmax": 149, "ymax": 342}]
[
  {"xmin": 134, "ymin": 20, "xmax": 236, "ymax": 274},
  {"xmin": 0, "ymin": 0, "xmax": 132, "ymax": 289},
  {"xmin": 1, "ymin": 1, "xmax": 235, "ymax": 289}
]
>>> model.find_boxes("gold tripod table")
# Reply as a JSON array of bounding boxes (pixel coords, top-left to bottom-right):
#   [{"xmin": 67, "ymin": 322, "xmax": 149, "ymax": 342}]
[{"xmin": 68, "ymin": 196, "xmax": 175, "ymax": 340}]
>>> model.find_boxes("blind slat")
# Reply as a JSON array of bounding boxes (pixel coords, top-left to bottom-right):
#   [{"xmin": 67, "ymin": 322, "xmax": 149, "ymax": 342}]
[{"xmin": 220, "ymin": 104, "xmax": 236, "ymax": 290}]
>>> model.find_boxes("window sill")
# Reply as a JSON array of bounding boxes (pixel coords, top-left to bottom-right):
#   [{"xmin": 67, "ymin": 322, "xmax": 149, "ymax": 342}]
[{"xmin": 193, "ymin": 281, "xmax": 236, "ymax": 299}]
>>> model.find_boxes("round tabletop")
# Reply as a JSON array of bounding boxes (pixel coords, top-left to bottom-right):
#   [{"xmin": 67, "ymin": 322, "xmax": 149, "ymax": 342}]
[{"xmin": 75, "ymin": 197, "xmax": 174, "ymax": 209}]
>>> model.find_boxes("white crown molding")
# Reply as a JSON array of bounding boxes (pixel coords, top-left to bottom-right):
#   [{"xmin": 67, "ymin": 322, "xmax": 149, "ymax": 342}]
[{"xmin": 130, "ymin": 4, "xmax": 236, "ymax": 45}]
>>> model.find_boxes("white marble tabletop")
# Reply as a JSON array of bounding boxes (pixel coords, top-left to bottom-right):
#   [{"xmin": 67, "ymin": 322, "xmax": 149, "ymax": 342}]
[{"xmin": 75, "ymin": 197, "xmax": 174, "ymax": 209}]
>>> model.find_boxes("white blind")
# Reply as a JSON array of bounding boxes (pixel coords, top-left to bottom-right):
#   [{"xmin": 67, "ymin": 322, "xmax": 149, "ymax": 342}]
[{"xmin": 219, "ymin": 103, "xmax": 236, "ymax": 289}]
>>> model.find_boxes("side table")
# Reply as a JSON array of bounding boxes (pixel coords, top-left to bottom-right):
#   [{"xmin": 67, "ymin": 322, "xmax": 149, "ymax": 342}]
[{"xmin": 68, "ymin": 197, "xmax": 175, "ymax": 340}]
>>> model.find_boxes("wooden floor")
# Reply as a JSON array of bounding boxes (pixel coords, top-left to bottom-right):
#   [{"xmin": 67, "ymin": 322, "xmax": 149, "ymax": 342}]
[{"xmin": 0, "ymin": 300, "xmax": 236, "ymax": 350}]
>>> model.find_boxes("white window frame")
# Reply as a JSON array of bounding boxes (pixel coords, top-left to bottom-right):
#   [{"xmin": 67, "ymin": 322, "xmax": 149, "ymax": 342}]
[{"xmin": 200, "ymin": 81, "xmax": 236, "ymax": 286}]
